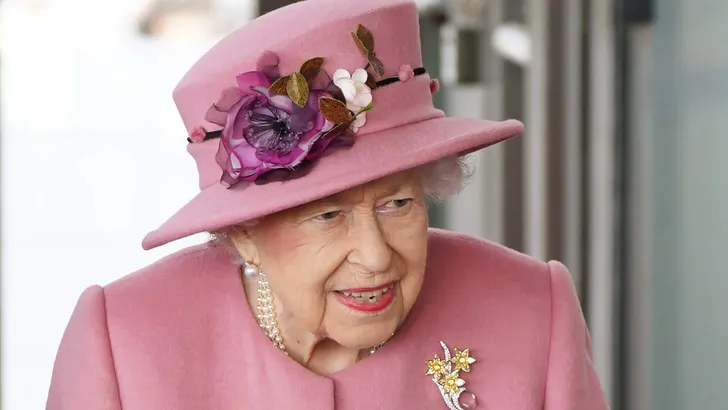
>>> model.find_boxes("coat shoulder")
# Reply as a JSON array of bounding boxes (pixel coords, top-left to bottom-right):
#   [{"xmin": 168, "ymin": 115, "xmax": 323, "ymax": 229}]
[
  {"xmin": 423, "ymin": 229, "xmax": 556, "ymax": 334},
  {"xmin": 426, "ymin": 228, "xmax": 549, "ymax": 281},
  {"xmin": 101, "ymin": 243, "xmax": 241, "ymax": 341},
  {"xmin": 104, "ymin": 243, "xmax": 232, "ymax": 297}
]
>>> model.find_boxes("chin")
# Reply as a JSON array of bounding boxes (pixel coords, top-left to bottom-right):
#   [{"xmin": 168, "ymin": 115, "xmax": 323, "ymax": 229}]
[
  {"xmin": 334, "ymin": 320, "xmax": 400, "ymax": 350},
  {"xmin": 324, "ymin": 285, "xmax": 411, "ymax": 348},
  {"xmin": 327, "ymin": 307, "xmax": 403, "ymax": 349}
]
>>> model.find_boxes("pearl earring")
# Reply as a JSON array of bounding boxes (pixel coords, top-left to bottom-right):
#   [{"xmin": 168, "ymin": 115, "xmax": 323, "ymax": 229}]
[{"xmin": 243, "ymin": 261, "xmax": 260, "ymax": 278}]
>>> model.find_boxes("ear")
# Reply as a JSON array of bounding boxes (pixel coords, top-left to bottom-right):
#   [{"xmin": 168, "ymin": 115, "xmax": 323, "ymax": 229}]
[{"xmin": 228, "ymin": 227, "xmax": 261, "ymax": 265}]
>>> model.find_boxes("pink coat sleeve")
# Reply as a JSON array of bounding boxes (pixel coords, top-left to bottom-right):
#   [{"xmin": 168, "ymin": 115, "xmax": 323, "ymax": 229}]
[
  {"xmin": 46, "ymin": 286, "xmax": 122, "ymax": 410},
  {"xmin": 544, "ymin": 261, "xmax": 610, "ymax": 410}
]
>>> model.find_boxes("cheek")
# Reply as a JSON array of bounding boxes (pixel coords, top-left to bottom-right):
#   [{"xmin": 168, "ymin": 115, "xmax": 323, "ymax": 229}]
[
  {"xmin": 384, "ymin": 207, "xmax": 429, "ymax": 307},
  {"xmin": 258, "ymin": 246, "xmax": 328, "ymax": 328},
  {"xmin": 257, "ymin": 229, "xmax": 321, "ymax": 291},
  {"xmin": 258, "ymin": 226, "xmax": 341, "ymax": 286},
  {"xmin": 384, "ymin": 205, "xmax": 429, "ymax": 262},
  {"xmin": 254, "ymin": 224, "xmax": 344, "ymax": 326},
  {"xmin": 257, "ymin": 224, "xmax": 309, "ymax": 255}
]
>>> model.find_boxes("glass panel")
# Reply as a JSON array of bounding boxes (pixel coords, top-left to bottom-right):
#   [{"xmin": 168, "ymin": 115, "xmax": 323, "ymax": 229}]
[{"xmin": 652, "ymin": 0, "xmax": 728, "ymax": 408}]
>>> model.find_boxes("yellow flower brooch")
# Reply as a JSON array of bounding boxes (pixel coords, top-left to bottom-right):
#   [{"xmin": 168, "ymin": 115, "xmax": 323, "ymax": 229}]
[{"xmin": 426, "ymin": 341, "xmax": 478, "ymax": 410}]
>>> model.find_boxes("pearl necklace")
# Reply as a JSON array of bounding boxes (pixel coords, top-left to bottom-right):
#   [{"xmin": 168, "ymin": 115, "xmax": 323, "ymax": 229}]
[
  {"xmin": 255, "ymin": 270, "xmax": 287, "ymax": 353},
  {"xmin": 244, "ymin": 262, "xmax": 392, "ymax": 356}
]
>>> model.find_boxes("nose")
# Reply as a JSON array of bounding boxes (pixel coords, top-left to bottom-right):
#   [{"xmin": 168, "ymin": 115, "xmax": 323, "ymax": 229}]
[{"xmin": 347, "ymin": 214, "xmax": 393, "ymax": 275}]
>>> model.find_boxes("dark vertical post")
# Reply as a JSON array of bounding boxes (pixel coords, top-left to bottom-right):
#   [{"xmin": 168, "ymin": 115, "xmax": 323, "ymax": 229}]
[
  {"xmin": 545, "ymin": 0, "xmax": 565, "ymax": 262},
  {"xmin": 614, "ymin": 0, "xmax": 655, "ymax": 408},
  {"xmin": 257, "ymin": 0, "xmax": 300, "ymax": 15},
  {"xmin": 420, "ymin": 8, "xmax": 448, "ymax": 228},
  {"xmin": 456, "ymin": 29, "xmax": 480, "ymax": 84},
  {"xmin": 500, "ymin": 0, "xmax": 526, "ymax": 252}
]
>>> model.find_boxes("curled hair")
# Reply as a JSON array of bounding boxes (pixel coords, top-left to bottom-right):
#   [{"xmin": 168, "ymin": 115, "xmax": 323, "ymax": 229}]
[{"xmin": 418, "ymin": 155, "xmax": 473, "ymax": 202}]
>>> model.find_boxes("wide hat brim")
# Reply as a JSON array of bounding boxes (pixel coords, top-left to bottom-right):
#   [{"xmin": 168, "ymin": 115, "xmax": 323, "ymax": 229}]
[{"xmin": 142, "ymin": 116, "xmax": 523, "ymax": 250}]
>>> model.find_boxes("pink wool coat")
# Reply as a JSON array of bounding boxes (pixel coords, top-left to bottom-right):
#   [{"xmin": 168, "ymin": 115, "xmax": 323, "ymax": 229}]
[{"xmin": 47, "ymin": 229, "xmax": 608, "ymax": 409}]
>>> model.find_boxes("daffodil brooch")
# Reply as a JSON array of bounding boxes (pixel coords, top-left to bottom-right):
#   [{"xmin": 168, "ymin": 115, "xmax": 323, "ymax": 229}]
[{"xmin": 425, "ymin": 341, "xmax": 478, "ymax": 410}]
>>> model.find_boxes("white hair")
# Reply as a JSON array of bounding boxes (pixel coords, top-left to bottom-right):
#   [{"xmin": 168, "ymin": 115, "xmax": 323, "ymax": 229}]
[
  {"xmin": 210, "ymin": 155, "xmax": 473, "ymax": 255},
  {"xmin": 419, "ymin": 154, "xmax": 473, "ymax": 201}
]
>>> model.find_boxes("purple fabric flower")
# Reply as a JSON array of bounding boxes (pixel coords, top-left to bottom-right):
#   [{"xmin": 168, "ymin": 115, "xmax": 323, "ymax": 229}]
[{"xmin": 205, "ymin": 71, "xmax": 339, "ymax": 187}]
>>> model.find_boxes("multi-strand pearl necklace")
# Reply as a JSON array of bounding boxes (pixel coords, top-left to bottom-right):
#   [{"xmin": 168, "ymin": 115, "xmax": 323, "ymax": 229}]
[
  {"xmin": 243, "ymin": 262, "xmax": 392, "ymax": 356},
  {"xmin": 255, "ymin": 270, "xmax": 287, "ymax": 353}
]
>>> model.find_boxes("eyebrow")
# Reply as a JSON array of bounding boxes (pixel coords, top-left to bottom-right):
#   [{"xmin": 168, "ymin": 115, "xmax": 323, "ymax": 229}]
[
  {"xmin": 287, "ymin": 182, "xmax": 415, "ymax": 222},
  {"xmin": 329, "ymin": 182, "xmax": 415, "ymax": 206}
]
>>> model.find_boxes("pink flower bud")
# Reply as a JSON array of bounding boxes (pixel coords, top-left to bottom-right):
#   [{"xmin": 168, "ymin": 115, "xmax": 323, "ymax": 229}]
[
  {"xmin": 398, "ymin": 64, "xmax": 415, "ymax": 82},
  {"xmin": 429, "ymin": 78, "xmax": 440, "ymax": 94},
  {"xmin": 189, "ymin": 126, "xmax": 207, "ymax": 143}
]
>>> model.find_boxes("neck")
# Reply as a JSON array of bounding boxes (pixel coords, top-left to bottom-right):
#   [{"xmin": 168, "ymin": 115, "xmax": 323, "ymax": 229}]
[
  {"xmin": 285, "ymin": 331, "xmax": 363, "ymax": 375},
  {"xmin": 242, "ymin": 275, "xmax": 366, "ymax": 375}
]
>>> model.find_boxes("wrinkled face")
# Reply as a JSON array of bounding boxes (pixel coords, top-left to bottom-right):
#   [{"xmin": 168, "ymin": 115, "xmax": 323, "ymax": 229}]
[{"xmin": 233, "ymin": 171, "xmax": 429, "ymax": 350}]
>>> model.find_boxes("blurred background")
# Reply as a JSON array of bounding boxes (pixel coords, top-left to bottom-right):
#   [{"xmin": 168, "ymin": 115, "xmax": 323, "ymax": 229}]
[{"xmin": 1, "ymin": 0, "xmax": 726, "ymax": 409}]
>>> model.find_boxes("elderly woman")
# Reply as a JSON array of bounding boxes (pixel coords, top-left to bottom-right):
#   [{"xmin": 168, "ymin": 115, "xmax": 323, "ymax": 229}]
[{"xmin": 46, "ymin": 0, "xmax": 608, "ymax": 409}]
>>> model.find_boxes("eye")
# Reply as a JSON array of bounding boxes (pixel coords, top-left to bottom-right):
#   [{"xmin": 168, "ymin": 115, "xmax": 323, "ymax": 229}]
[
  {"xmin": 313, "ymin": 210, "xmax": 342, "ymax": 222},
  {"xmin": 386, "ymin": 198, "xmax": 412, "ymax": 208}
]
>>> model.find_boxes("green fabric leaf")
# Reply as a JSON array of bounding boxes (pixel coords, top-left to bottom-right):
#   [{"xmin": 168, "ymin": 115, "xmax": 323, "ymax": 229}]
[
  {"xmin": 357, "ymin": 101, "xmax": 373, "ymax": 114},
  {"xmin": 287, "ymin": 72, "xmax": 310, "ymax": 107}
]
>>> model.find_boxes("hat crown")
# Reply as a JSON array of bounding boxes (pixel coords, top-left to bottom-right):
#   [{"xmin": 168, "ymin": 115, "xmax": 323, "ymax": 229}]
[
  {"xmin": 175, "ymin": 0, "xmax": 425, "ymax": 131},
  {"xmin": 176, "ymin": 0, "xmax": 442, "ymax": 189}
]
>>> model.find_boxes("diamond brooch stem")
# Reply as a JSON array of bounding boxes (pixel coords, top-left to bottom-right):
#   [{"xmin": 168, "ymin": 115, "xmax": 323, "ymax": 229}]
[{"xmin": 425, "ymin": 342, "xmax": 478, "ymax": 410}]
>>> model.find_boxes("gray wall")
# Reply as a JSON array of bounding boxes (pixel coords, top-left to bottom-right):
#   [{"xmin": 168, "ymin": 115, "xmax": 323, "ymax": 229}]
[{"xmin": 652, "ymin": 0, "xmax": 728, "ymax": 408}]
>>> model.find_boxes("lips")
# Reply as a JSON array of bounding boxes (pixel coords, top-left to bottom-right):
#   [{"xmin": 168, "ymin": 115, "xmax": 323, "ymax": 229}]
[
  {"xmin": 334, "ymin": 283, "xmax": 396, "ymax": 313},
  {"xmin": 341, "ymin": 283, "xmax": 394, "ymax": 301}
]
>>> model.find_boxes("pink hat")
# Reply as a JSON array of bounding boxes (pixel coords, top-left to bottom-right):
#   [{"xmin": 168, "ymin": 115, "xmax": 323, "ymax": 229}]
[{"xmin": 142, "ymin": 0, "xmax": 524, "ymax": 250}]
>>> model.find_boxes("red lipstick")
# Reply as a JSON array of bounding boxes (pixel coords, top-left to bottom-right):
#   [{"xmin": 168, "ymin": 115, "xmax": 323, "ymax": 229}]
[{"xmin": 334, "ymin": 283, "xmax": 395, "ymax": 313}]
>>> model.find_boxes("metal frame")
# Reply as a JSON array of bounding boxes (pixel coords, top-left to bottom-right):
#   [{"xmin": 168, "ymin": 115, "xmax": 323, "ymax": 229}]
[
  {"xmin": 496, "ymin": 0, "xmax": 527, "ymax": 252},
  {"xmin": 624, "ymin": 24, "xmax": 654, "ymax": 410},
  {"xmin": 523, "ymin": 0, "xmax": 549, "ymax": 261},
  {"xmin": 587, "ymin": 0, "xmax": 617, "ymax": 403},
  {"xmin": 480, "ymin": 0, "xmax": 506, "ymax": 244},
  {"xmin": 562, "ymin": 0, "xmax": 585, "ymax": 291}
]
